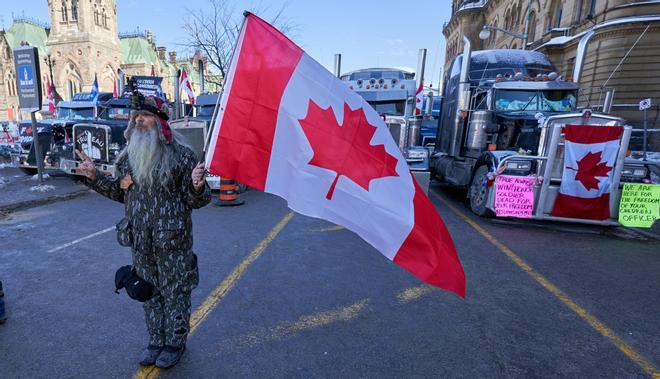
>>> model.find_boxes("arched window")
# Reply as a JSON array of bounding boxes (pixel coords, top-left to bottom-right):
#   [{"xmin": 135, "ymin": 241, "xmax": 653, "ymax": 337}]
[
  {"xmin": 551, "ymin": 0, "xmax": 562, "ymax": 29},
  {"xmin": 6, "ymin": 76, "xmax": 12, "ymax": 97},
  {"xmin": 71, "ymin": 0, "xmax": 78, "ymax": 21},
  {"xmin": 61, "ymin": 1, "xmax": 68, "ymax": 22},
  {"xmin": 528, "ymin": 11, "xmax": 537, "ymax": 42},
  {"xmin": 94, "ymin": 5, "xmax": 99, "ymax": 25},
  {"xmin": 102, "ymin": 8, "xmax": 107, "ymax": 27}
]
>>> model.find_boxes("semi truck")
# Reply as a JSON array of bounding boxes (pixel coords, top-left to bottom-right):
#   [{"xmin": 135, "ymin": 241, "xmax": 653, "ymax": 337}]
[{"xmin": 432, "ymin": 37, "xmax": 658, "ymax": 225}]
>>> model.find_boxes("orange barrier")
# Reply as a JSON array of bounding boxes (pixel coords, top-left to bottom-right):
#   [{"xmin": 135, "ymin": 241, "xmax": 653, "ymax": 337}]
[{"xmin": 213, "ymin": 177, "xmax": 244, "ymax": 207}]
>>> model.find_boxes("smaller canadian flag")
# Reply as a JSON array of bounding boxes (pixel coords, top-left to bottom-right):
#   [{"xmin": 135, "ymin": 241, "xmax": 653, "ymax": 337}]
[
  {"xmin": 415, "ymin": 81, "xmax": 423, "ymax": 115},
  {"xmin": 179, "ymin": 69, "xmax": 195, "ymax": 105},
  {"xmin": 552, "ymin": 125, "xmax": 623, "ymax": 220},
  {"xmin": 47, "ymin": 79, "xmax": 56, "ymax": 116}
]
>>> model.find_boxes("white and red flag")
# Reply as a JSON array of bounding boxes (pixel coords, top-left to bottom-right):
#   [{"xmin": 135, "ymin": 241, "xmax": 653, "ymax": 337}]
[
  {"xmin": 552, "ymin": 125, "xmax": 623, "ymax": 220},
  {"xmin": 47, "ymin": 79, "xmax": 56, "ymax": 116},
  {"xmin": 179, "ymin": 68, "xmax": 195, "ymax": 105},
  {"xmin": 415, "ymin": 81, "xmax": 423, "ymax": 115},
  {"xmin": 206, "ymin": 14, "xmax": 465, "ymax": 297}
]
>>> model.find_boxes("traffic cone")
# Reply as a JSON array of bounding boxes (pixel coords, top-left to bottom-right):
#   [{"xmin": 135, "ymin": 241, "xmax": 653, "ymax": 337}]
[{"xmin": 213, "ymin": 177, "xmax": 244, "ymax": 207}]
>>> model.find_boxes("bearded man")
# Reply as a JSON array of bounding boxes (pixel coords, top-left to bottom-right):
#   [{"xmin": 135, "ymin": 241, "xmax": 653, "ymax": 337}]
[{"xmin": 76, "ymin": 95, "xmax": 211, "ymax": 368}]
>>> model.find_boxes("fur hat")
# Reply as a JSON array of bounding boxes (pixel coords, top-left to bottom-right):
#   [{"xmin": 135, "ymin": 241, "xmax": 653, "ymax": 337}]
[{"xmin": 124, "ymin": 95, "xmax": 173, "ymax": 143}]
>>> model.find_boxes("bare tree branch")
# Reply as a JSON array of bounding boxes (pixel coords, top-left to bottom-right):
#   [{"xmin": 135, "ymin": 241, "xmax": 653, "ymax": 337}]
[{"xmin": 181, "ymin": 0, "xmax": 298, "ymax": 83}]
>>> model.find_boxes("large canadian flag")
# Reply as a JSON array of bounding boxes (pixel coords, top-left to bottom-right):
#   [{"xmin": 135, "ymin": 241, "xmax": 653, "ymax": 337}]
[
  {"xmin": 552, "ymin": 125, "xmax": 623, "ymax": 220},
  {"xmin": 206, "ymin": 14, "xmax": 465, "ymax": 297}
]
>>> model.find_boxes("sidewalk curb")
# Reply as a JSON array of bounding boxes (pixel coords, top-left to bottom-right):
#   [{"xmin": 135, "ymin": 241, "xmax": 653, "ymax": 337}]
[{"xmin": 0, "ymin": 189, "xmax": 91, "ymax": 213}]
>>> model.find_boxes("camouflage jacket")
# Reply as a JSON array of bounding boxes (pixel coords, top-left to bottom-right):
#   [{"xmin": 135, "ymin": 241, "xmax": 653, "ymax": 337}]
[{"xmin": 86, "ymin": 142, "xmax": 211, "ymax": 252}]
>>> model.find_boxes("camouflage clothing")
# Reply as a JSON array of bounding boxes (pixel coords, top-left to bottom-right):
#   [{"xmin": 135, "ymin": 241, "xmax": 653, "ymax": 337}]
[{"xmin": 86, "ymin": 141, "xmax": 211, "ymax": 347}]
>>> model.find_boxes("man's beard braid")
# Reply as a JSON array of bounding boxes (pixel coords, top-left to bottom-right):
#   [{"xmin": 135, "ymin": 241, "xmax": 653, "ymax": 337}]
[{"xmin": 127, "ymin": 126, "xmax": 163, "ymax": 188}]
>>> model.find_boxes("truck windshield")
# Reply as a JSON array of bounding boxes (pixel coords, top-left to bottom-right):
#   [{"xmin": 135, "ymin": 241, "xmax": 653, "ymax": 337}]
[
  {"xmin": 102, "ymin": 107, "xmax": 131, "ymax": 120},
  {"xmin": 368, "ymin": 101, "xmax": 405, "ymax": 116},
  {"xmin": 58, "ymin": 107, "xmax": 95, "ymax": 120},
  {"xmin": 495, "ymin": 90, "xmax": 577, "ymax": 113}
]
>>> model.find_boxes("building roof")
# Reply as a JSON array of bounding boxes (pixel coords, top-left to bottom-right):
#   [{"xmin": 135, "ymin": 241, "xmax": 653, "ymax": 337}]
[
  {"xmin": 119, "ymin": 35, "xmax": 158, "ymax": 65},
  {"xmin": 5, "ymin": 19, "xmax": 49, "ymax": 55}
]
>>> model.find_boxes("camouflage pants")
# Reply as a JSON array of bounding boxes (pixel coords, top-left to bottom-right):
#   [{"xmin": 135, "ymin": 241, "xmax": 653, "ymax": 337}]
[{"xmin": 132, "ymin": 241, "xmax": 199, "ymax": 348}]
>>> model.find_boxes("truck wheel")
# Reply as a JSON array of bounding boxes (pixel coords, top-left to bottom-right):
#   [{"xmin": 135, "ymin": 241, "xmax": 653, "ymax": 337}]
[{"xmin": 469, "ymin": 165, "xmax": 495, "ymax": 218}]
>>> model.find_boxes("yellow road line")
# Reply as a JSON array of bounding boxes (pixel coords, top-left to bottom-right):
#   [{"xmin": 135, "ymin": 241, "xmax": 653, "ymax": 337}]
[
  {"xmin": 219, "ymin": 300, "xmax": 369, "ymax": 351},
  {"xmin": 396, "ymin": 285, "xmax": 435, "ymax": 303},
  {"xmin": 430, "ymin": 190, "xmax": 660, "ymax": 378},
  {"xmin": 316, "ymin": 225, "xmax": 345, "ymax": 232},
  {"xmin": 133, "ymin": 211, "xmax": 294, "ymax": 379}
]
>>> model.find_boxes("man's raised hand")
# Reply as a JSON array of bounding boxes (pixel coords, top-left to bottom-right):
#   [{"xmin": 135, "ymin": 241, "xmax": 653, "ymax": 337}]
[
  {"xmin": 75, "ymin": 149, "xmax": 97, "ymax": 180},
  {"xmin": 192, "ymin": 162, "xmax": 206, "ymax": 192}
]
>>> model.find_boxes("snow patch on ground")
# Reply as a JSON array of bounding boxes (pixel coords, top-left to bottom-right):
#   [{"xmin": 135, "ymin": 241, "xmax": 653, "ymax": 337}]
[
  {"xmin": 31, "ymin": 173, "xmax": 50, "ymax": 180},
  {"xmin": 30, "ymin": 184, "xmax": 56, "ymax": 192}
]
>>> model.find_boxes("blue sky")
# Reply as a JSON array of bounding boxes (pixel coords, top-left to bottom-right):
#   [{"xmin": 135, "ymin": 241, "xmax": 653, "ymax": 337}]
[{"xmin": 3, "ymin": 0, "xmax": 452, "ymax": 88}]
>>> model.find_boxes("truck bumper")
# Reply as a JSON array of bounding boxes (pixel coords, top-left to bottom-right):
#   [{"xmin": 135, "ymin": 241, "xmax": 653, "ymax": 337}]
[{"xmin": 59, "ymin": 159, "xmax": 117, "ymax": 178}]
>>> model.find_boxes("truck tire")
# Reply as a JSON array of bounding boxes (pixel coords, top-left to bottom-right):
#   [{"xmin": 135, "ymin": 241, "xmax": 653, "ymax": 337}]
[
  {"xmin": 19, "ymin": 167, "xmax": 38, "ymax": 176},
  {"xmin": 469, "ymin": 165, "xmax": 495, "ymax": 218}
]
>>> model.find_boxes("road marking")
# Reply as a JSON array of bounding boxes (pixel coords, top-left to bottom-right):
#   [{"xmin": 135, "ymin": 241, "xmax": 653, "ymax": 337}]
[
  {"xmin": 134, "ymin": 211, "xmax": 294, "ymax": 379},
  {"xmin": 430, "ymin": 190, "xmax": 660, "ymax": 378},
  {"xmin": 396, "ymin": 285, "xmax": 435, "ymax": 303},
  {"xmin": 47, "ymin": 226, "xmax": 114, "ymax": 253},
  {"xmin": 315, "ymin": 225, "xmax": 345, "ymax": 232},
  {"xmin": 219, "ymin": 300, "xmax": 369, "ymax": 351}
]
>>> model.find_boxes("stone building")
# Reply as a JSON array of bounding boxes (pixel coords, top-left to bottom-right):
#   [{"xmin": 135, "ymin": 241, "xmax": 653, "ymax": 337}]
[
  {"xmin": 0, "ymin": 0, "xmax": 214, "ymax": 121},
  {"xmin": 443, "ymin": 0, "xmax": 660, "ymax": 147}
]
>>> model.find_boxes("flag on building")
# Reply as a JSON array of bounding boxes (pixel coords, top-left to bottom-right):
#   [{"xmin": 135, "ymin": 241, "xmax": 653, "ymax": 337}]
[
  {"xmin": 89, "ymin": 74, "xmax": 99, "ymax": 104},
  {"xmin": 415, "ymin": 81, "xmax": 424, "ymax": 115},
  {"xmin": 47, "ymin": 79, "xmax": 56, "ymax": 116},
  {"xmin": 179, "ymin": 69, "xmax": 195, "ymax": 105},
  {"xmin": 206, "ymin": 13, "xmax": 465, "ymax": 297},
  {"xmin": 552, "ymin": 125, "xmax": 624, "ymax": 220},
  {"xmin": 151, "ymin": 65, "xmax": 156, "ymax": 77},
  {"xmin": 113, "ymin": 80, "xmax": 118, "ymax": 98}
]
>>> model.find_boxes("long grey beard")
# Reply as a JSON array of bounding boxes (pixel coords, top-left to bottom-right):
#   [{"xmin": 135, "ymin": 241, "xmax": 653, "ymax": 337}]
[{"xmin": 127, "ymin": 127, "xmax": 163, "ymax": 188}]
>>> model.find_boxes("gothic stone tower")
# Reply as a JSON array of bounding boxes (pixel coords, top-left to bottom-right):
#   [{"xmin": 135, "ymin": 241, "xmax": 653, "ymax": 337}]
[{"xmin": 46, "ymin": 0, "xmax": 122, "ymax": 99}]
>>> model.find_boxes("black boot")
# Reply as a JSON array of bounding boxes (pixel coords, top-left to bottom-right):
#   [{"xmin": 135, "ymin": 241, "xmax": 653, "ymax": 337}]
[
  {"xmin": 155, "ymin": 345, "xmax": 185, "ymax": 369},
  {"xmin": 139, "ymin": 345, "xmax": 163, "ymax": 366},
  {"xmin": 0, "ymin": 297, "xmax": 6, "ymax": 324}
]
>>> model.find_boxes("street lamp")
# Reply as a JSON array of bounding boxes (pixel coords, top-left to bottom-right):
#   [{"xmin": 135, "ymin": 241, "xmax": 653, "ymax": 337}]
[
  {"xmin": 44, "ymin": 47, "xmax": 62, "ymax": 102},
  {"xmin": 478, "ymin": 25, "xmax": 528, "ymax": 49}
]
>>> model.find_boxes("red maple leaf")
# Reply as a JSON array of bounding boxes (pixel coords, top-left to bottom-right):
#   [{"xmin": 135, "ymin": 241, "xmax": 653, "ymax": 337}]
[
  {"xmin": 567, "ymin": 151, "xmax": 613, "ymax": 191},
  {"xmin": 298, "ymin": 100, "xmax": 399, "ymax": 200}
]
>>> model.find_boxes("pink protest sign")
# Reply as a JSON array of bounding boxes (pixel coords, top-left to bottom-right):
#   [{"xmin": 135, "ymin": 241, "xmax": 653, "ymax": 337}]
[{"xmin": 495, "ymin": 175, "xmax": 536, "ymax": 218}]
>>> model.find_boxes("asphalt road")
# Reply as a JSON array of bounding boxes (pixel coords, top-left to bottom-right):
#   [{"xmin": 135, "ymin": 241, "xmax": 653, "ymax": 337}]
[{"xmin": 0, "ymin": 183, "xmax": 658, "ymax": 378}]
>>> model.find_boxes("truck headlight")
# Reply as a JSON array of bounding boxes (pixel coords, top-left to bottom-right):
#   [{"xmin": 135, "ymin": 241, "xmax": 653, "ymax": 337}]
[
  {"xmin": 621, "ymin": 165, "xmax": 647, "ymax": 178},
  {"xmin": 405, "ymin": 147, "xmax": 428, "ymax": 162},
  {"xmin": 504, "ymin": 159, "xmax": 532, "ymax": 174}
]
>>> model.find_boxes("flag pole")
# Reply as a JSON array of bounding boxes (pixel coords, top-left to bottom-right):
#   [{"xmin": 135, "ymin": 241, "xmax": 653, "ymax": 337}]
[{"xmin": 203, "ymin": 12, "xmax": 250, "ymax": 159}]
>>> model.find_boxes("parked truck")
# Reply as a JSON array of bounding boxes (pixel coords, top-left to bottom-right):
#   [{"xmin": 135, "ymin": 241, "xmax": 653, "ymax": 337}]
[
  {"xmin": 432, "ymin": 38, "xmax": 658, "ymax": 225},
  {"xmin": 11, "ymin": 91, "xmax": 130, "ymax": 177}
]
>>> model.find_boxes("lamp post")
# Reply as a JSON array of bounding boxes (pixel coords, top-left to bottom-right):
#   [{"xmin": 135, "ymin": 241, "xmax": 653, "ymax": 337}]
[
  {"xmin": 44, "ymin": 47, "xmax": 62, "ymax": 101},
  {"xmin": 480, "ymin": 0, "xmax": 534, "ymax": 50},
  {"xmin": 478, "ymin": 25, "xmax": 528, "ymax": 49}
]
